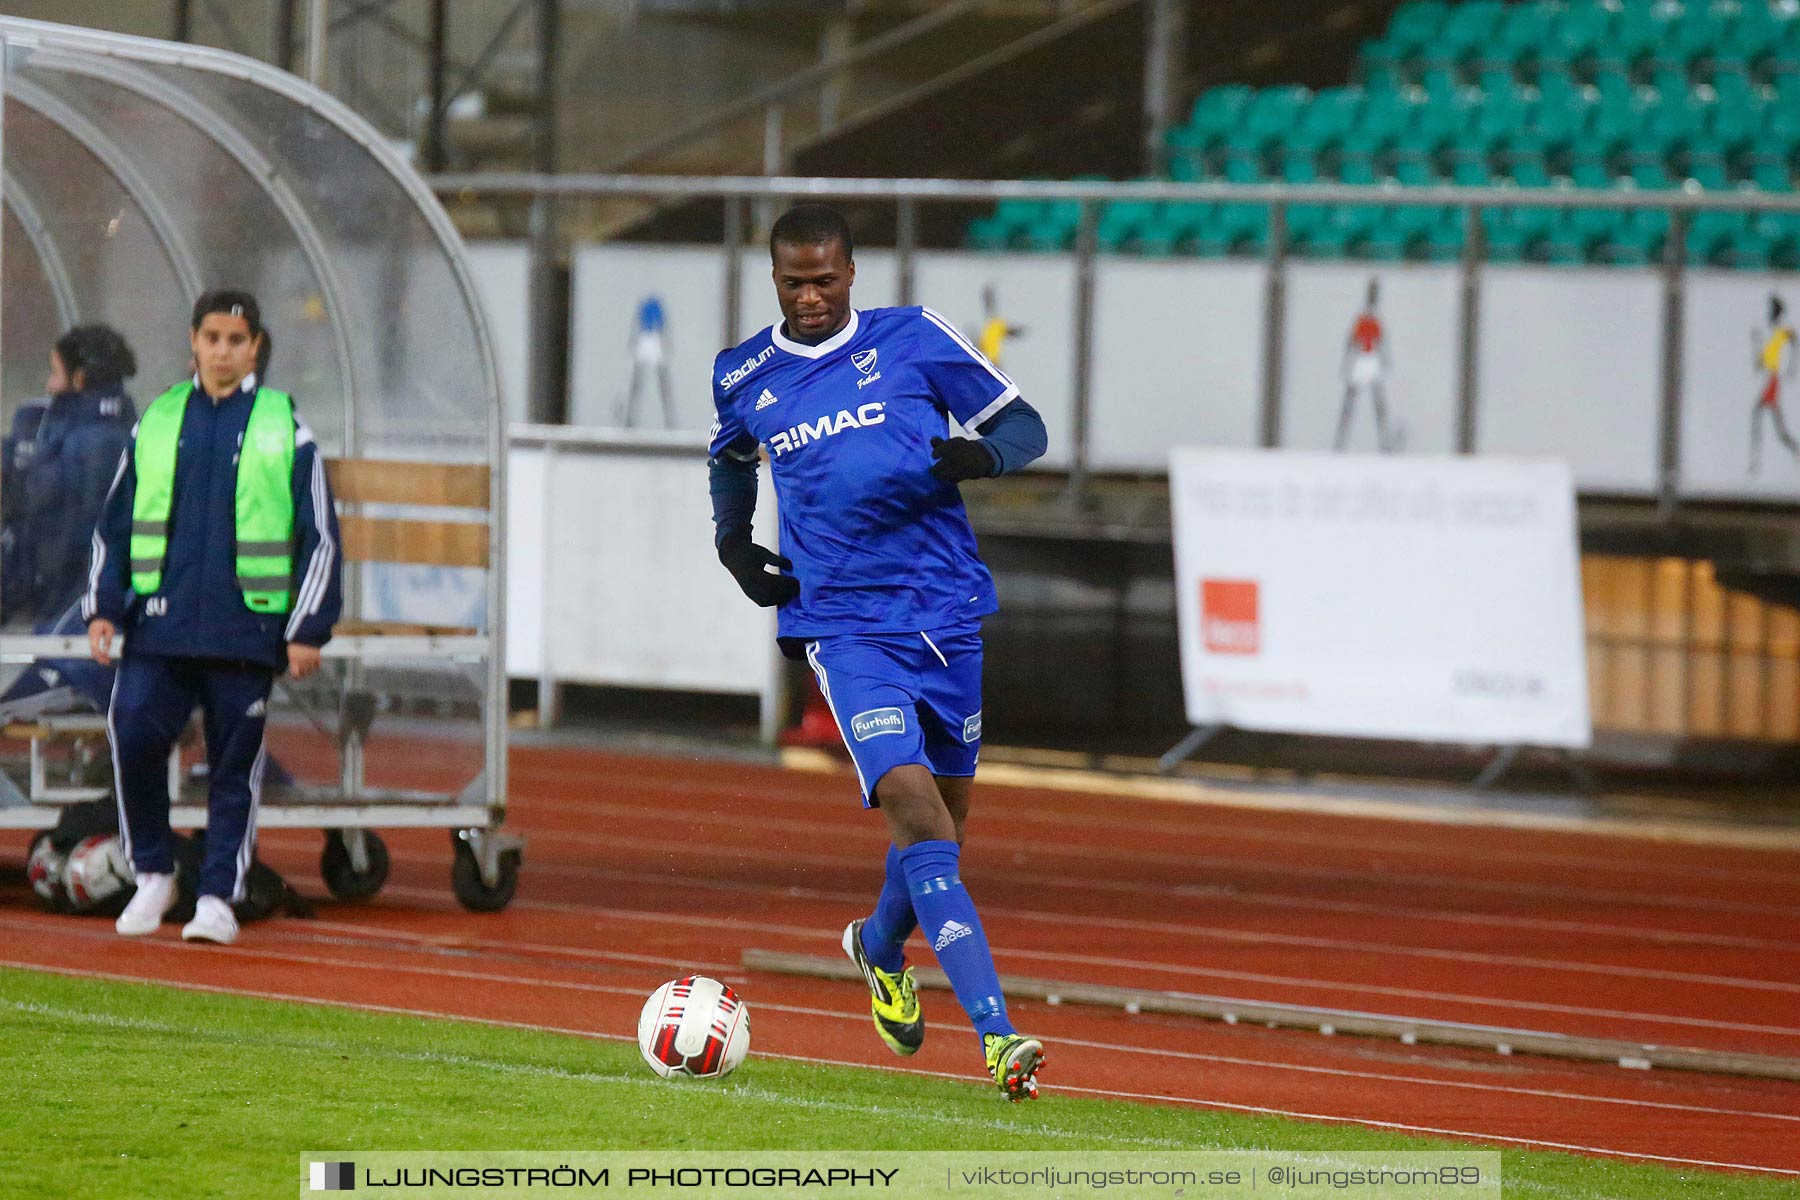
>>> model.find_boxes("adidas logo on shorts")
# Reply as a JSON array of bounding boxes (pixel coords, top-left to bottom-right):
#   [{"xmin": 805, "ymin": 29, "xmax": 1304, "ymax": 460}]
[
  {"xmin": 933, "ymin": 919, "xmax": 973, "ymax": 952},
  {"xmin": 244, "ymin": 698, "xmax": 267, "ymax": 718}
]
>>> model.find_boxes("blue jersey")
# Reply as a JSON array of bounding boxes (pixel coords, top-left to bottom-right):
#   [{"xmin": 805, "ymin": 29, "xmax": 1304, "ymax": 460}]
[{"xmin": 709, "ymin": 306, "xmax": 1020, "ymax": 638}]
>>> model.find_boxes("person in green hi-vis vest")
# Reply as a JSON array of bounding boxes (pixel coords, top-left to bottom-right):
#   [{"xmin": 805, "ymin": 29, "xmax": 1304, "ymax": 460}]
[{"xmin": 83, "ymin": 290, "xmax": 342, "ymax": 946}]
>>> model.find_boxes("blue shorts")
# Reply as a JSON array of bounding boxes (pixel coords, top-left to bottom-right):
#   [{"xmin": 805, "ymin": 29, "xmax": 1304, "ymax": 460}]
[{"xmin": 803, "ymin": 625, "xmax": 983, "ymax": 807}]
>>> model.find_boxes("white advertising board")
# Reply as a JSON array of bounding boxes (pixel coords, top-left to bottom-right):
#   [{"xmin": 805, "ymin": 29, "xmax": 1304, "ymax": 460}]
[{"xmin": 1171, "ymin": 448, "xmax": 1591, "ymax": 747}]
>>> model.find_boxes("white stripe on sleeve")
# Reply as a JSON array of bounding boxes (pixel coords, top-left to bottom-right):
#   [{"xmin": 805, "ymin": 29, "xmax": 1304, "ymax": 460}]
[
  {"xmin": 285, "ymin": 451, "xmax": 337, "ymax": 639},
  {"xmin": 83, "ymin": 447, "xmax": 132, "ymax": 621}
]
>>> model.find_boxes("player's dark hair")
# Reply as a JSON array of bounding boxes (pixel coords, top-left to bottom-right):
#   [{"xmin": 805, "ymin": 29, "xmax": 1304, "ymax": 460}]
[
  {"xmin": 1773, "ymin": 294, "xmax": 1786, "ymax": 321},
  {"xmin": 53, "ymin": 324, "xmax": 137, "ymax": 391},
  {"xmin": 770, "ymin": 203, "xmax": 854, "ymax": 263},
  {"xmin": 191, "ymin": 288, "xmax": 264, "ymax": 336},
  {"xmin": 256, "ymin": 327, "xmax": 274, "ymax": 382}
]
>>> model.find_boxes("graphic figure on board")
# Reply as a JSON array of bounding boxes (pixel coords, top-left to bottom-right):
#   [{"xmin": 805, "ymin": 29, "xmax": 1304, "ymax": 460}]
[
  {"xmin": 620, "ymin": 294, "xmax": 676, "ymax": 428},
  {"xmin": 976, "ymin": 284, "xmax": 1027, "ymax": 370},
  {"xmin": 1749, "ymin": 293, "xmax": 1799, "ymax": 474},
  {"xmin": 1334, "ymin": 278, "xmax": 1399, "ymax": 454}
]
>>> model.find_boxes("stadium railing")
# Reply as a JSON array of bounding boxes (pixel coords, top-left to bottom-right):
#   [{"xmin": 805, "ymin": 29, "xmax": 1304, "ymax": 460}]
[{"xmin": 433, "ymin": 171, "xmax": 1800, "ymax": 513}]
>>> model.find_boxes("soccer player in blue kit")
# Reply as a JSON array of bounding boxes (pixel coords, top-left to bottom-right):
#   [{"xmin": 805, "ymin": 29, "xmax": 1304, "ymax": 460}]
[{"xmin": 709, "ymin": 205, "xmax": 1050, "ymax": 1099}]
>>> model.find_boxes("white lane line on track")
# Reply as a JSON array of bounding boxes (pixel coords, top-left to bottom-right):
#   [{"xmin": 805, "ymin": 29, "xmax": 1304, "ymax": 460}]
[
  {"xmin": 265, "ymin": 898, "xmax": 1800, "ymax": 1043},
  {"xmin": 4, "ymin": 946, "xmax": 1797, "ymax": 1132},
  {"xmin": 479, "ymin": 819, "xmax": 1800, "ymax": 924},
  {"xmin": 509, "ymin": 748, "xmax": 1800, "ymax": 856},
  {"xmin": 356, "ymin": 848, "xmax": 1800, "ymax": 1000},
  {"xmin": 505, "ymin": 773, "xmax": 1800, "ymax": 890},
  {"xmin": 463, "ymin": 808, "xmax": 1800, "ymax": 952}
]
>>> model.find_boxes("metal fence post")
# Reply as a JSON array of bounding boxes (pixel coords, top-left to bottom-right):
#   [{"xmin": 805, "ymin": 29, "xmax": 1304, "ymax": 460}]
[
  {"xmin": 723, "ymin": 195, "xmax": 745, "ymax": 349},
  {"xmin": 896, "ymin": 197, "xmax": 917, "ymax": 307},
  {"xmin": 1456, "ymin": 203, "xmax": 1483, "ymax": 455},
  {"xmin": 1068, "ymin": 198, "xmax": 1099, "ymax": 506},
  {"xmin": 1258, "ymin": 201, "xmax": 1288, "ymax": 449},
  {"xmin": 1659, "ymin": 209, "xmax": 1689, "ymax": 520}
]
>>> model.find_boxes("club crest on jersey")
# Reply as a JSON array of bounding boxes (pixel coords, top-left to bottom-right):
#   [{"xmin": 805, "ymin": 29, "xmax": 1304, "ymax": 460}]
[
  {"xmin": 768, "ymin": 401, "xmax": 886, "ymax": 456},
  {"xmin": 853, "ymin": 348, "xmax": 882, "ymax": 389},
  {"xmin": 718, "ymin": 345, "xmax": 775, "ymax": 392}
]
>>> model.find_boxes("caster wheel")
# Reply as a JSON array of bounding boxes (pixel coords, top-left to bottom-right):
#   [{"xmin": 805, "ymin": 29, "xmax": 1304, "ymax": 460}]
[
  {"xmin": 320, "ymin": 829, "xmax": 390, "ymax": 901},
  {"xmin": 451, "ymin": 835, "xmax": 520, "ymax": 913}
]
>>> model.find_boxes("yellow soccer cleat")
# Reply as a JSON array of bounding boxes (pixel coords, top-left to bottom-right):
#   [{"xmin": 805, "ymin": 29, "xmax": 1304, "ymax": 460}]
[
  {"xmin": 841, "ymin": 919, "xmax": 925, "ymax": 1056},
  {"xmin": 983, "ymin": 1032, "xmax": 1045, "ymax": 1102}
]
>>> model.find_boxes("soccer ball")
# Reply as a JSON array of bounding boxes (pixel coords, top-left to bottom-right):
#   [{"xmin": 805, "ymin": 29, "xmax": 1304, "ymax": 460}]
[
  {"xmin": 64, "ymin": 834, "xmax": 133, "ymax": 911},
  {"xmin": 26, "ymin": 835, "xmax": 66, "ymax": 906},
  {"xmin": 637, "ymin": 975, "xmax": 750, "ymax": 1079}
]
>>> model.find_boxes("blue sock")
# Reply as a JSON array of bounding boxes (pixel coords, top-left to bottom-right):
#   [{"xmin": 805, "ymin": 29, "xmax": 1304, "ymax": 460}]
[
  {"xmin": 861, "ymin": 843, "xmax": 915, "ymax": 974},
  {"xmin": 897, "ymin": 839, "xmax": 1013, "ymax": 1041}
]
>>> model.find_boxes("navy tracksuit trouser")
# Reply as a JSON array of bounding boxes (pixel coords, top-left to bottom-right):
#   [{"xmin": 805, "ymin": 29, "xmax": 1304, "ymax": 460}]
[{"xmin": 109, "ymin": 654, "xmax": 273, "ymax": 902}]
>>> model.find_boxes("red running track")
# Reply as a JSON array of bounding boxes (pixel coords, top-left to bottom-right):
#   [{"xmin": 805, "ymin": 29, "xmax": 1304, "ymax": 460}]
[{"xmin": 4, "ymin": 746, "xmax": 1800, "ymax": 1176}]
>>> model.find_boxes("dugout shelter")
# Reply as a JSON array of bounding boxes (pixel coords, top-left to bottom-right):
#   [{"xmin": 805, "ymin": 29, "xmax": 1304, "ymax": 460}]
[{"xmin": 0, "ymin": 17, "xmax": 519, "ymax": 911}]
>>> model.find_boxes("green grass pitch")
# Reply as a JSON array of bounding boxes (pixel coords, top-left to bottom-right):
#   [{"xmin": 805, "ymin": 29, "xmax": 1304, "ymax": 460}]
[{"xmin": 0, "ymin": 967, "xmax": 1792, "ymax": 1199}]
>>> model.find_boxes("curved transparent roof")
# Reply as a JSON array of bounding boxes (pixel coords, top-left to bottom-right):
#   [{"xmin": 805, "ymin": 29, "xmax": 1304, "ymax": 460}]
[{"xmin": 0, "ymin": 16, "xmax": 500, "ymax": 461}]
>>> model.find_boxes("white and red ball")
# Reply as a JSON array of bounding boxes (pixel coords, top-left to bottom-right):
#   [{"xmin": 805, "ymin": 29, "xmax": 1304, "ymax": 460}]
[
  {"xmin": 63, "ymin": 834, "xmax": 132, "ymax": 910},
  {"xmin": 26, "ymin": 835, "xmax": 65, "ymax": 903},
  {"xmin": 637, "ymin": 975, "xmax": 750, "ymax": 1079}
]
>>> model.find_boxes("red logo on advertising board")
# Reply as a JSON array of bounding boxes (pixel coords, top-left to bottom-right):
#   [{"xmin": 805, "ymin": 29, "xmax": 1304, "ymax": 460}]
[{"xmin": 1201, "ymin": 579, "xmax": 1260, "ymax": 655}]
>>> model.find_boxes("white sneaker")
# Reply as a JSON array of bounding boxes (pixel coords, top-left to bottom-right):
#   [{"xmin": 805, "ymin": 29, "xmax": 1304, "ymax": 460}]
[
  {"xmin": 180, "ymin": 895, "xmax": 239, "ymax": 945},
  {"xmin": 115, "ymin": 872, "xmax": 177, "ymax": 936}
]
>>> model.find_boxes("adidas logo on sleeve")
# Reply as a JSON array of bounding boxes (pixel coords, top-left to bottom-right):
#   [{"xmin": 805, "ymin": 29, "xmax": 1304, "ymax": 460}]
[{"xmin": 933, "ymin": 919, "xmax": 973, "ymax": 952}]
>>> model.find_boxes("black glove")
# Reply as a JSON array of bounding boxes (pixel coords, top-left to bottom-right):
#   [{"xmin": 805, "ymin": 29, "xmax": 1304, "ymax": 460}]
[
  {"xmin": 718, "ymin": 530, "xmax": 799, "ymax": 608},
  {"xmin": 929, "ymin": 436, "xmax": 996, "ymax": 485}
]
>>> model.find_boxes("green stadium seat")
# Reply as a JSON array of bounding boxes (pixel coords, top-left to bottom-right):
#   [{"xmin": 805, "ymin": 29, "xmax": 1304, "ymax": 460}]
[
  {"xmin": 1157, "ymin": 200, "xmax": 1214, "ymax": 251},
  {"xmin": 992, "ymin": 197, "xmax": 1046, "ymax": 230},
  {"xmin": 1483, "ymin": 2, "xmax": 1553, "ymax": 70},
  {"xmin": 1190, "ymin": 84, "xmax": 1253, "ymax": 133},
  {"xmin": 1165, "ymin": 126, "xmax": 1210, "ymax": 180},
  {"xmin": 1435, "ymin": 0, "xmax": 1504, "ymax": 61},
  {"xmin": 1221, "ymin": 153, "xmax": 1265, "ymax": 184},
  {"xmin": 1022, "ymin": 222, "xmax": 1074, "ymax": 253},
  {"xmin": 1630, "ymin": 160, "xmax": 1677, "ymax": 191},
  {"xmin": 964, "ymin": 215, "xmax": 1014, "ymax": 251},
  {"xmin": 1450, "ymin": 158, "xmax": 1493, "ymax": 187},
  {"xmin": 1687, "ymin": 161, "xmax": 1730, "ymax": 191},
  {"xmin": 1538, "ymin": 4, "xmax": 1613, "ymax": 79},
  {"xmin": 1710, "ymin": 101, "xmax": 1763, "ymax": 163},
  {"xmin": 1754, "ymin": 211, "xmax": 1800, "ymax": 267},
  {"xmin": 1420, "ymin": 207, "xmax": 1466, "ymax": 260},
  {"xmin": 1392, "ymin": 157, "xmax": 1438, "ymax": 187},
  {"xmin": 1357, "ymin": 40, "xmax": 1407, "ymax": 90},
  {"xmin": 1543, "ymin": 212, "xmax": 1592, "ymax": 265},
  {"xmin": 1615, "ymin": 5, "xmax": 1671, "ymax": 66},
  {"xmin": 1535, "ymin": 71, "xmax": 1585, "ymax": 114},
  {"xmin": 1290, "ymin": 87, "xmax": 1364, "ymax": 155},
  {"xmin": 1712, "ymin": 70, "xmax": 1758, "ymax": 116},
  {"xmin": 1728, "ymin": 228, "xmax": 1775, "ymax": 270},
  {"xmin": 1194, "ymin": 202, "xmax": 1269, "ymax": 257},
  {"xmin": 1569, "ymin": 160, "xmax": 1613, "ymax": 191},
  {"xmin": 1503, "ymin": 98, "xmax": 1587, "ymax": 167},
  {"xmin": 1687, "ymin": 209, "xmax": 1748, "ymax": 264},
  {"xmin": 1750, "ymin": 161, "xmax": 1793, "ymax": 192},
  {"xmin": 1608, "ymin": 210, "xmax": 1669, "ymax": 265},
  {"xmin": 1097, "ymin": 199, "xmax": 1158, "ymax": 252},
  {"xmin": 1166, "ymin": 154, "xmax": 1205, "ymax": 183},
  {"xmin": 1223, "ymin": 86, "xmax": 1311, "ymax": 172},
  {"xmin": 1654, "ymin": 12, "xmax": 1724, "ymax": 73},
  {"xmin": 1388, "ymin": 1, "xmax": 1449, "ymax": 52}
]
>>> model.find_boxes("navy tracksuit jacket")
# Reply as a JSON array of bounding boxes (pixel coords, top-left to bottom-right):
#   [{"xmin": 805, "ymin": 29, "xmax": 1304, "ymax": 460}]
[{"xmin": 85, "ymin": 373, "xmax": 342, "ymax": 901}]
